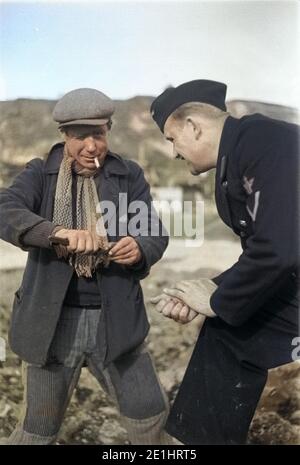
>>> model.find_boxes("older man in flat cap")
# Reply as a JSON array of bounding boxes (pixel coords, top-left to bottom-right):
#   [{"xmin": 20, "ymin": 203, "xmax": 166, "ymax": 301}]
[
  {"xmin": 150, "ymin": 79, "xmax": 299, "ymax": 444},
  {"xmin": 0, "ymin": 88, "xmax": 172, "ymax": 445}
]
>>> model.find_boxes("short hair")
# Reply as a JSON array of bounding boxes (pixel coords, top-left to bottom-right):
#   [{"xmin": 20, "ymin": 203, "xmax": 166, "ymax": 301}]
[{"xmin": 171, "ymin": 102, "xmax": 227, "ymax": 123}]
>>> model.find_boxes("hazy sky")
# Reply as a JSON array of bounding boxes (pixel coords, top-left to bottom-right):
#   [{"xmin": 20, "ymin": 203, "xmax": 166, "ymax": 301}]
[{"xmin": 0, "ymin": 0, "xmax": 299, "ymax": 107}]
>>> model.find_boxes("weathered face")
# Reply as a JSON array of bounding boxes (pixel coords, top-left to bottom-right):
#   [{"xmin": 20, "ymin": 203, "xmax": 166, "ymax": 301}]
[
  {"xmin": 164, "ymin": 115, "xmax": 212, "ymax": 175},
  {"xmin": 64, "ymin": 125, "xmax": 109, "ymax": 170}
]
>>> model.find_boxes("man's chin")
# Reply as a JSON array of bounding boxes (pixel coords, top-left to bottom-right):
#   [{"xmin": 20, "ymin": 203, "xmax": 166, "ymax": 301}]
[
  {"xmin": 186, "ymin": 162, "xmax": 201, "ymax": 176},
  {"xmin": 190, "ymin": 168, "xmax": 201, "ymax": 176}
]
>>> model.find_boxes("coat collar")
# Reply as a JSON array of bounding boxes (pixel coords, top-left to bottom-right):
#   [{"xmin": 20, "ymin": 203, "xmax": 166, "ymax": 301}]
[
  {"xmin": 216, "ymin": 115, "xmax": 241, "ymax": 182},
  {"xmin": 44, "ymin": 142, "xmax": 129, "ymax": 177},
  {"xmin": 214, "ymin": 116, "xmax": 241, "ymax": 230}
]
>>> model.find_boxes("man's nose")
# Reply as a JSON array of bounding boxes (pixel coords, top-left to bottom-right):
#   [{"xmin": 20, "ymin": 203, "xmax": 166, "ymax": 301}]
[{"xmin": 84, "ymin": 136, "xmax": 97, "ymax": 152}]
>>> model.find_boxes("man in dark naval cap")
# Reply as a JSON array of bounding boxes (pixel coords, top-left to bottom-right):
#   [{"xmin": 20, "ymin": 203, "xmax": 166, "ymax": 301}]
[
  {"xmin": 150, "ymin": 79, "xmax": 299, "ymax": 444},
  {"xmin": 0, "ymin": 88, "xmax": 173, "ymax": 445}
]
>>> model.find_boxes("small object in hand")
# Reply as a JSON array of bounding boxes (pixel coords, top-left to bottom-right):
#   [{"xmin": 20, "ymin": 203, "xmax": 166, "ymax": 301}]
[
  {"xmin": 96, "ymin": 241, "xmax": 116, "ymax": 258},
  {"xmin": 94, "ymin": 157, "xmax": 100, "ymax": 169},
  {"xmin": 48, "ymin": 235, "xmax": 69, "ymax": 246}
]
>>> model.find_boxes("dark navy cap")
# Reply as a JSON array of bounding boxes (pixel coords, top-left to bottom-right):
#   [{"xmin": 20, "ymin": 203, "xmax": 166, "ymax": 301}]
[{"xmin": 150, "ymin": 79, "xmax": 227, "ymax": 132}]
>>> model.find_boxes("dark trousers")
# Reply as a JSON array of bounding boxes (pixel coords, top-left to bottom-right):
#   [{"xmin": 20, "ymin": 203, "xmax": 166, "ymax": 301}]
[
  {"xmin": 166, "ymin": 292, "xmax": 299, "ymax": 445},
  {"xmin": 4, "ymin": 307, "xmax": 171, "ymax": 445}
]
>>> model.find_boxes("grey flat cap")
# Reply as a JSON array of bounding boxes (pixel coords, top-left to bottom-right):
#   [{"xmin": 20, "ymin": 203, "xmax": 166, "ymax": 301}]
[{"xmin": 53, "ymin": 88, "xmax": 115, "ymax": 128}]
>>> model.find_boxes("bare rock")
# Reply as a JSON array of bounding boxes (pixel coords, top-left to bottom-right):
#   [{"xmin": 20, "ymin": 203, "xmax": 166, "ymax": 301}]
[{"xmin": 249, "ymin": 412, "xmax": 300, "ymax": 445}]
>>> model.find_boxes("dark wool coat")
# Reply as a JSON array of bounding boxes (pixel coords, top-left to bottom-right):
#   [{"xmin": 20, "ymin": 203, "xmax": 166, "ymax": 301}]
[
  {"xmin": 0, "ymin": 144, "xmax": 168, "ymax": 366},
  {"xmin": 211, "ymin": 114, "xmax": 299, "ymax": 328},
  {"xmin": 165, "ymin": 114, "xmax": 299, "ymax": 445}
]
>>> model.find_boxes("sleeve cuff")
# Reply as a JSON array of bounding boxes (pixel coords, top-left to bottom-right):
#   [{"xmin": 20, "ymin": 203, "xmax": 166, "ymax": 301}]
[{"xmin": 20, "ymin": 221, "xmax": 62, "ymax": 249}]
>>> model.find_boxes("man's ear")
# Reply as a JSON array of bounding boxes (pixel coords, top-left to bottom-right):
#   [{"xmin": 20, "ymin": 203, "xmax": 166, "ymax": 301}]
[{"xmin": 186, "ymin": 117, "xmax": 201, "ymax": 140}]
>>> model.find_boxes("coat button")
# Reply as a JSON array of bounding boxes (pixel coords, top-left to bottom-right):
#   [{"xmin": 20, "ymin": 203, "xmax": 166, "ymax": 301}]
[
  {"xmin": 239, "ymin": 220, "xmax": 247, "ymax": 227},
  {"xmin": 240, "ymin": 231, "xmax": 247, "ymax": 237},
  {"xmin": 222, "ymin": 181, "xmax": 228, "ymax": 188}
]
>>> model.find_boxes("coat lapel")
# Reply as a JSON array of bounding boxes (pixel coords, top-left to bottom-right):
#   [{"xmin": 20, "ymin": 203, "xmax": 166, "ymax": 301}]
[
  {"xmin": 94, "ymin": 171, "xmax": 121, "ymax": 235},
  {"xmin": 93, "ymin": 152, "xmax": 129, "ymax": 238},
  {"xmin": 215, "ymin": 155, "xmax": 233, "ymax": 228},
  {"xmin": 214, "ymin": 116, "xmax": 242, "ymax": 229}
]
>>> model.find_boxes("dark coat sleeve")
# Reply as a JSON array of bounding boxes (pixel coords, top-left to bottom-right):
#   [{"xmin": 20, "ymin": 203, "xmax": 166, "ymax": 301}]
[
  {"xmin": 126, "ymin": 161, "xmax": 169, "ymax": 280},
  {"xmin": 210, "ymin": 122, "xmax": 299, "ymax": 326},
  {"xmin": 0, "ymin": 158, "xmax": 57, "ymax": 250},
  {"xmin": 211, "ymin": 268, "xmax": 233, "ymax": 286}
]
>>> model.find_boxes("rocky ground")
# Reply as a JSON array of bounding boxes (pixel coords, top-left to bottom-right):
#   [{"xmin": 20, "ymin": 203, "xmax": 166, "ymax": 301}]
[{"xmin": 0, "ymin": 236, "xmax": 299, "ymax": 445}]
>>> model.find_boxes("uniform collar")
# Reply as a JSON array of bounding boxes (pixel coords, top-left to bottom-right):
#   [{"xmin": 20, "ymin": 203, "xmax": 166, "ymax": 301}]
[
  {"xmin": 216, "ymin": 115, "xmax": 241, "ymax": 181},
  {"xmin": 44, "ymin": 142, "xmax": 129, "ymax": 177}
]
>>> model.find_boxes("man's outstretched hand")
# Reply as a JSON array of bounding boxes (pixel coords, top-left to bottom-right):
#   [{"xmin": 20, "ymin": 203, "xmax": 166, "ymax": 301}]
[
  {"xmin": 150, "ymin": 293, "xmax": 200, "ymax": 324},
  {"xmin": 163, "ymin": 279, "xmax": 218, "ymax": 318},
  {"xmin": 53, "ymin": 228, "xmax": 101, "ymax": 254}
]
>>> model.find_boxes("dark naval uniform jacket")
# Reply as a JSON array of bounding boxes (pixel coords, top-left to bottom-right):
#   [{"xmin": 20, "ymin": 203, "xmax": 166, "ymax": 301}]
[
  {"xmin": 211, "ymin": 114, "xmax": 299, "ymax": 332},
  {"xmin": 165, "ymin": 113, "xmax": 299, "ymax": 445}
]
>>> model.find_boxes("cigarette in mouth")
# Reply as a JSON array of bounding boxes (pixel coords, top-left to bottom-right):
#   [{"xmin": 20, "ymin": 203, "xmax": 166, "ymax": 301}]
[{"xmin": 94, "ymin": 157, "xmax": 100, "ymax": 168}]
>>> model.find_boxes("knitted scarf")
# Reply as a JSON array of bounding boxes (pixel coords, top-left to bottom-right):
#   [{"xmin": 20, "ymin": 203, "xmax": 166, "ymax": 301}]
[{"xmin": 52, "ymin": 148, "xmax": 110, "ymax": 277}]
